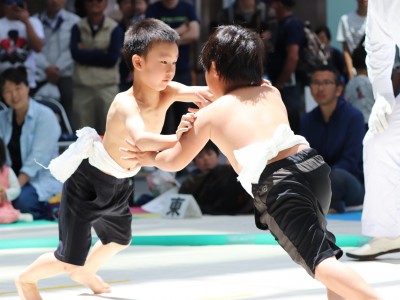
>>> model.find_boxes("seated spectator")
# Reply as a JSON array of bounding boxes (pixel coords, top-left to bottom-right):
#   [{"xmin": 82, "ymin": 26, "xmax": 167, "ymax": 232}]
[
  {"xmin": 300, "ymin": 65, "xmax": 366, "ymax": 213},
  {"xmin": 344, "ymin": 40, "xmax": 374, "ymax": 130},
  {"xmin": 0, "ymin": 66, "xmax": 62, "ymax": 220},
  {"xmin": 315, "ymin": 25, "xmax": 348, "ymax": 83},
  {"xmin": 34, "ymin": 0, "xmax": 80, "ymax": 125},
  {"xmin": 179, "ymin": 141, "xmax": 253, "ymax": 215}
]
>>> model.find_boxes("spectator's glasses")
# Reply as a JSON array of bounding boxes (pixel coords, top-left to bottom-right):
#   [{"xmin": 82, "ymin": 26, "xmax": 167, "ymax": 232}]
[
  {"xmin": 309, "ymin": 80, "xmax": 336, "ymax": 88},
  {"xmin": 6, "ymin": 0, "xmax": 23, "ymax": 5}
]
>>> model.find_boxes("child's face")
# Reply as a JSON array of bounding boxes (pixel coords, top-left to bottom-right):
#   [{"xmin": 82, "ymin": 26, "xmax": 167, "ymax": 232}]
[
  {"xmin": 140, "ymin": 42, "xmax": 179, "ymax": 90},
  {"xmin": 193, "ymin": 149, "xmax": 219, "ymax": 172},
  {"xmin": 317, "ymin": 31, "xmax": 329, "ymax": 47},
  {"xmin": 1, "ymin": 80, "xmax": 30, "ymax": 111}
]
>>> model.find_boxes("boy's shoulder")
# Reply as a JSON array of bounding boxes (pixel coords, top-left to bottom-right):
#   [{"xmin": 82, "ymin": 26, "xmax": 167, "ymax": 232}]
[
  {"xmin": 115, "ymin": 88, "xmax": 134, "ymax": 101},
  {"xmin": 111, "ymin": 89, "xmax": 137, "ymax": 109}
]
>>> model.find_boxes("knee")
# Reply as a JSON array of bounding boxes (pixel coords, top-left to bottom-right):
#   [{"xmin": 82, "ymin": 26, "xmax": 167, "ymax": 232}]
[
  {"xmin": 117, "ymin": 240, "xmax": 131, "ymax": 251},
  {"xmin": 15, "ymin": 270, "xmax": 34, "ymax": 285}
]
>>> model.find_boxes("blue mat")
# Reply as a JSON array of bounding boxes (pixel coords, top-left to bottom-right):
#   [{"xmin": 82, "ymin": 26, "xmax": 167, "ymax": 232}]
[{"xmin": 326, "ymin": 211, "xmax": 362, "ymax": 221}]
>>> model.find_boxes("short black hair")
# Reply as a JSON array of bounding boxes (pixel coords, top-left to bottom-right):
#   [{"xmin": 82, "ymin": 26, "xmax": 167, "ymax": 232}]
[
  {"xmin": 200, "ymin": 25, "xmax": 264, "ymax": 88},
  {"xmin": 315, "ymin": 25, "xmax": 331, "ymax": 41},
  {"xmin": 122, "ymin": 18, "xmax": 180, "ymax": 71},
  {"xmin": 0, "ymin": 66, "xmax": 28, "ymax": 89},
  {"xmin": 202, "ymin": 141, "xmax": 219, "ymax": 156},
  {"xmin": 311, "ymin": 64, "xmax": 341, "ymax": 85},
  {"xmin": 352, "ymin": 44, "xmax": 367, "ymax": 70}
]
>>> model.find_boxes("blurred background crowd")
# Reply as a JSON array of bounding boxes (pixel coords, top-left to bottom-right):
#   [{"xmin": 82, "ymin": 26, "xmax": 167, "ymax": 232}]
[{"xmin": 1, "ymin": 0, "xmax": 399, "ymax": 220}]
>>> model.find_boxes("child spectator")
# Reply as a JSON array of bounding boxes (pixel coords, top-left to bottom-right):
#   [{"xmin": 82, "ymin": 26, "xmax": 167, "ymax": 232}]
[
  {"xmin": 0, "ymin": 137, "xmax": 32, "ymax": 223},
  {"xmin": 344, "ymin": 39, "xmax": 374, "ymax": 130},
  {"xmin": 179, "ymin": 141, "xmax": 253, "ymax": 215}
]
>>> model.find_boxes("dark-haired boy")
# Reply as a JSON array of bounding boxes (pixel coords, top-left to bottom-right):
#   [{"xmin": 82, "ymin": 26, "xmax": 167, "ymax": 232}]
[
  {"xmin": 15, "ymin": 18, "xmax": 211, "ymax": 299},
  {"xmin": 128, "ymin": 25, "xmax": 381, "ymax": 299}
]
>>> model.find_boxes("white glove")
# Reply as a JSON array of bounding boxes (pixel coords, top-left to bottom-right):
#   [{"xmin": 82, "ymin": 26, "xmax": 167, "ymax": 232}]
[{"xmin": 368, "ymin": 95, "xmax": 395, "ymax": 134}]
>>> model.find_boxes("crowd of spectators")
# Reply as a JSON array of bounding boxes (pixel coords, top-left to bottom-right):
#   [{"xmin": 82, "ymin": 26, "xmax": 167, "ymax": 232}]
[{"xmin": 1, "ymin": 0, "xmax": 400, "ymax": 218}]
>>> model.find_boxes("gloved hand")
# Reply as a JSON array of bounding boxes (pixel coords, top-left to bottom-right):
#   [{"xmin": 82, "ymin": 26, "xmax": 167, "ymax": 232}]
[{"xmin": 368, "ymin": 95, "xmax": 395, "ymax": 134}]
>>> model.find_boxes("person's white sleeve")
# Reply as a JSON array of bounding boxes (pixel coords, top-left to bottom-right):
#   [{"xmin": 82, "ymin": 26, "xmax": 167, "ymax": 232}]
[
  {"xmin": 5, "ymin": 168, "xmax": 21, "ymax": 201},
  {"xmin": 29, "ymin": 17, "xmax": 45, "ymax": 39},
  {"xmin": 336, "ymin": 15, "xmax": 346, "ymax": 43},
  {"xmin": 365, "ymin": 8, "xmax": 396, "ymax": 133}
]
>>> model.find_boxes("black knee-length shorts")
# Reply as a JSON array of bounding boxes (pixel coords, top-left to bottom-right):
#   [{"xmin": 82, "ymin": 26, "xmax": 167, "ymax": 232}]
[
  {"xmin": 54, "ymin": 159, "xmax": 134, "ymax": 266},
  {"xmin": 252, "ymin": 148, "xmax": 343, "ymax": 277}
]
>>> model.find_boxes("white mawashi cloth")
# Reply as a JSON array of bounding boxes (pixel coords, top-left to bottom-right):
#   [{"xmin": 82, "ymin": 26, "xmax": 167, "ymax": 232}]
[
  {"xmin": 47, "ymin": 127, "xmax": 102, "ymax": 182},
  {"xmin": 234, "ymin": 124, "xmax": 309, "ymax": 196}
]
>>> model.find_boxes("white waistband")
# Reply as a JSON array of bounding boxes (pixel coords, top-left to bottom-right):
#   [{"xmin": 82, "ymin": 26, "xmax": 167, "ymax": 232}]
[
  {"xmin": 48, "ymin": 127, "xmax": 140, "ymax": 183},
  {"xmin": 234, "ymin": 124, "xmax": 309, "ymax": 196}
]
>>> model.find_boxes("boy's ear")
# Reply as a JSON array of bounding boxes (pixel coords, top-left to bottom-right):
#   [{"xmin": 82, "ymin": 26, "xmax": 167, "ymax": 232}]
[{"xmin": 132, "ymin": 54, "xmax": 142, "ymax": 70}]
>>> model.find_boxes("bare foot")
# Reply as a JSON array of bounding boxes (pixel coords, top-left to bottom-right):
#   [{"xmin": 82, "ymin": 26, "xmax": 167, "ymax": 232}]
[
  {"xmin": 15, "ymin": 277, "xmax": 42, "ymax": 300},
  {"xmin": 70, "ymin": 270, "xmax": 111, "ymax": 294}
]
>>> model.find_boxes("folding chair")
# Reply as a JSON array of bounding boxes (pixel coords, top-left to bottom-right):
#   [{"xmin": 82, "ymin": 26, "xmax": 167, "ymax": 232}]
[{"xmin": 34, "ymin": 96, "xmax": 76, "ymax": 151}]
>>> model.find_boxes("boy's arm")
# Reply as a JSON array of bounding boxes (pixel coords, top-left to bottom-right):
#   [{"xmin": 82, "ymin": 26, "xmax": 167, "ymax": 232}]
[
  {"xmin": 124, "ymin": 113, "xmax": 195, "ymax": 152},
  {"xmin": 126, "ymin": 109, "xmax": 212, "ymax": 172},
  {"xmin": 168, "ymin": 81, "xmax": 214, "ymax": 106}
]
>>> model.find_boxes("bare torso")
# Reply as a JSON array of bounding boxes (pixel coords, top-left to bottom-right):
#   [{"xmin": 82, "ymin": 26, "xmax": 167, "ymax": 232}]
[
  {"xmin": 102, "ymin": 89, "xmax": 168, "ymax": 170},
  {"xmin": 201, "ymin": 85, "xmax": 309, "ymax": 174}
]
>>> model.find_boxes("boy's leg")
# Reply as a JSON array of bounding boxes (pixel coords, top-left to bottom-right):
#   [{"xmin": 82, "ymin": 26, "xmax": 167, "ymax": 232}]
[
  {"xmin": 68, "ymin": 174, "xmax": 133, "ymax": 292},
  {"xmin": 315, "ymin": 257, "xmax": 381, "ymax": 300},
  {"xmin": 15, "ymin": 252, "xmax": 79, "ymax": 300}
]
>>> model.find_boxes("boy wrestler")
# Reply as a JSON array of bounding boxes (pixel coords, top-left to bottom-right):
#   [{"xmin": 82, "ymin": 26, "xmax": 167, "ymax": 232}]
[
  {"xmin": 127, "ymin": 25, "xmax": 381, "ymax": 300},
  {"xmin": 15, "ymin": 18, "xmax": 211, "ymax": 299}
]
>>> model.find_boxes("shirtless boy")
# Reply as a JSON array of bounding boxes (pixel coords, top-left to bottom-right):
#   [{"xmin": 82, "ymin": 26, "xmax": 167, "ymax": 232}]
[
  {"xmin": 128, "ymin": 25, "xmax": 381, "ymax": 300},
  {"xmin": 14, "ymin": 18, "xmax": 210, "ymax": 300}
]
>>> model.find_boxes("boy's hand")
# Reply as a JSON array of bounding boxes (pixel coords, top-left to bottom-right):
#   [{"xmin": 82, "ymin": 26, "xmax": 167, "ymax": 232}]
[
  {"xmin": 190, "ymin": 90, "xmax": 214, "ymax": 113},
  {"xmin": 176, "ymin": 113, "xmax": 196, "ymax": 140},
  {"xmin": 120, "ymin": 139, "xmax": 157, "ymax": 167}
]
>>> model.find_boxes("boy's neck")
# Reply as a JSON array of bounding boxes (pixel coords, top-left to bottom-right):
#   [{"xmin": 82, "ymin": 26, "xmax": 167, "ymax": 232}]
[{"xmin": 132, "ymin": 85, "xmax": 161, "ymax": 108}]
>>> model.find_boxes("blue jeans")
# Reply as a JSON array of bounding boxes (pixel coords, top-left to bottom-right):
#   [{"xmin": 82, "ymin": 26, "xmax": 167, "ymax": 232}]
[
  {"xmin": 12, "ymin": 183, "xmax": 48, "ymax": 220},
  {"xmin": 329, "ymin": 168, "xmax": 364, "ymax": 213}
]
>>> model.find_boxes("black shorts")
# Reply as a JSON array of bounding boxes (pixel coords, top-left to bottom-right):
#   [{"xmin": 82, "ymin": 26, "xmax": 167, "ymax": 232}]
[
  {"xmin": 55, "ymin": 159, "xmax": 134, "ymax": 266},
  {"xmin": 252, "ymin": 148, "xmax": 342, "ymax": 277}
]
